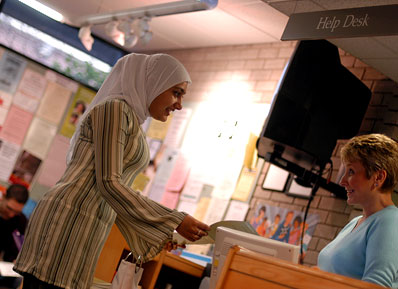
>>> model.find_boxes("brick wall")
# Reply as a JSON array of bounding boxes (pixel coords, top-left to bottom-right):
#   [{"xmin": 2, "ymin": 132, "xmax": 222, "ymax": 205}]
[
  {"xmin": 163, "ymin": 41, "xmax": 398, "ymax": 266},
  {"xmin": 164, "ymin": 41, "xmax": 296, "ymax": 104}
]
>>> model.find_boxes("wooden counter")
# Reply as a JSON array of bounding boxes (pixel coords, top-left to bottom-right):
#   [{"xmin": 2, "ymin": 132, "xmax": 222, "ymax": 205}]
[{"xmin": 215, "ymin": 246, "xmax": 384, "ymax": 289}]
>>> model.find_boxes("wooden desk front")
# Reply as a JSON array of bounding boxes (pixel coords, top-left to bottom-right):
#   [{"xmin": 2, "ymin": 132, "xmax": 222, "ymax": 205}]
[{"xmin": 215, "ymin": 246, "xmax": 384, "ymax": 289}]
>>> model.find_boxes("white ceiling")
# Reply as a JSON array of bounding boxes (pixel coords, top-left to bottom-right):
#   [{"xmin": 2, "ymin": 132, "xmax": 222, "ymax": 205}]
[{"xmin": 37, "ymin": 0, "xmax": 398, "ymax": 82}]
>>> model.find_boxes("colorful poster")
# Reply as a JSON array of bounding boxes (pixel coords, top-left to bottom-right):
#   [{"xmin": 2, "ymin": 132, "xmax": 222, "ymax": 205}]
[
  {"xmin": 249, "ymin": 204, "xmax": 319, "ymax": 253},
  {"xmin": 60, "ymin": 86, "xmax": 96, "ymax": 138},
  {"xmin": 9, "ymin": 150, "xmax": 42, "ymax": 188},
  {"xmin": 0, "ymin": 51, "xmax": 27, "ymax": 94}
]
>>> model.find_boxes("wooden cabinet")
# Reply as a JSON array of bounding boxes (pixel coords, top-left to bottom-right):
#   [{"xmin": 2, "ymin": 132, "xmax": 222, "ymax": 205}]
[{"xmin": 141, "ymin": 250, "xmax": 205, "ymax": 289}]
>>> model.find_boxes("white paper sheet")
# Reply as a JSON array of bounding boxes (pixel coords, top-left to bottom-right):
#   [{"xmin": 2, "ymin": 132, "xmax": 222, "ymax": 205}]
[
  {"xmin": 176, "ymin": 200, "xmax": 197, "ymax": 216},
  {"xmin": 0, "ymin": 51, "xmax": 26, "ymax": 94},
  {"xmin": 0, "ymin": 261, "xmax": 21, "ymax": 277},
  {"xmin": 0, "ymin": 140, "xmax": 20, "ymax": 181},
  {"xmin": 262, "ymin": 164, "xmax": 290, "ymax": 191},
  {"xmin": 23, "ymin": 117, "xmax": 57, "ymax": 159},
  {"xmin": 0, "ymin": 91, "xmax": 13, "ymax": 109},
  {"xmin": 16, "ymin": 68, "xmax": 47, "ymax": 99},
  {"xmin": 12, "ymin": 91, "xmax": 41, "ymax": 113},
  {"xmin": 45, "ymin": 70, "xmax": 78, "ymax": 93},
  {"xmin": 224, "ymin": 200, "xmax": 249, "ymax": 221},
  {"xmin": 36, "ymin": 134, "xmax": 70, "ymax": 187},
  {"xmin": 147, "ymin": 148, "xmax": 179, "ymax": 203},
  {"xmin": 36, "ymin": 81, "xmax": 72, "ymax": 125},
  {"xmin": 0, "ymin": 107, "xmax": 9, "ymax": 126},
  {"xmin": 163, "ymin": 108, "xmax": 192, "ymax": 148},
  {"xmin": 203, "ymin": 197, "xmax": 229, "ymax": 225}
]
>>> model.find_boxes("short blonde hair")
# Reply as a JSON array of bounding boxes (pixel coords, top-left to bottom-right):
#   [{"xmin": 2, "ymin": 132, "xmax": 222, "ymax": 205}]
[{"xmin": 340, "ymin": 133, "xmax": 398, "ymax": 192}]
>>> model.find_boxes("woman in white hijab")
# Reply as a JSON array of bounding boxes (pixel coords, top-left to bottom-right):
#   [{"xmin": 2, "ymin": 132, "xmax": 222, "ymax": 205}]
[{"xmin": 14, "ymin": 53, "xmax": 210, "ymax": 289}]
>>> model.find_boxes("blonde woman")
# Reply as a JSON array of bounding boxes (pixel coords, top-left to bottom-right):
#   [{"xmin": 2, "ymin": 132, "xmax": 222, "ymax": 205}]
[{"xmin": 318, "ymin": 133, "xmax": 398, "ymax": 288}]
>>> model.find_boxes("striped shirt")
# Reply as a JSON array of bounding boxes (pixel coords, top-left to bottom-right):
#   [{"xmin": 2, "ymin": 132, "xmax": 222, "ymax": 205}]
[{"xmin": 14, "ymin": 99, "xmax": 186, "ymax": 289}]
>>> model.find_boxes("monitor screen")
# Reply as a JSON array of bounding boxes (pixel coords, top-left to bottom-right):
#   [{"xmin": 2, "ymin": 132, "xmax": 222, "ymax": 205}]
[
  {"xmin": 209, "ymin": 227, "xmax": 300, "ymax": 289},
  {"xmin": 257, "ymin": 40, "xmax": 371, "ymax": 169}
]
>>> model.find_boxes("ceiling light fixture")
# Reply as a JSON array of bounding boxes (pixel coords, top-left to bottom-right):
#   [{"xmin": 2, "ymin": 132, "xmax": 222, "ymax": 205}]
[
  {"xmin": 78, "ymin": 25, "xmax": 94, "ymax": 51},
  {"xmin": 105, "ymin": 21, "xmax": 125, "ymax": 46},
  {"xmin": 70, "ymin": 0, "xmax": 218, "ymax": 50},
  {"xmin": 137, "ymin": 17, "xmax": 152, "ymax": 45},
  {"xmin": 117, "ymin": 20, "xmax": 138, "ymax": 48}
]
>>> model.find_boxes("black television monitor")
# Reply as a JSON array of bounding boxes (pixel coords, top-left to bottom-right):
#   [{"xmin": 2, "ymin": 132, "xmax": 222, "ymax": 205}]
[{"xmin": 257, "ymin": 40, "xmax": 371, "ymax": 171}]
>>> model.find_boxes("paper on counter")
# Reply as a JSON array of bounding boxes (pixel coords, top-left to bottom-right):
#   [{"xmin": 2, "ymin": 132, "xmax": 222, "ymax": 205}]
[
  {"xmin": 0, "ymin": 261, "xmax": 21, "ymax": 277},
  {"xmin": 172, "ymin": 220, "xmax": 258, "ymax": 245}
]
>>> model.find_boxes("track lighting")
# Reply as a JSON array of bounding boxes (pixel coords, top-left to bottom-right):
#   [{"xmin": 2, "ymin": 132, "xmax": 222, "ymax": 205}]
[
  {"xmin": 116, "ymin": 20, "xmax": 138, "ymax": 48},
  {"xmin": 70, "ymin": 0, "xmax": 218, "ymax": 50},
  {"xmin": 105, "ymin": 21, "xmax": 119, "ymax": 36},
  {"xmin": 137, "ymin": 17, "xmax": 152, "ymax": 45},
  {"xmin": 137, "ymin": 17, "xmax": 150, "ymax": 35},
  {"xmin": 124, "ymin": 34, "xmax": 138, "ymax": 48},
  {"xmin": 78, "ymin": 25, "xmax": 94, "ymax": 51},
  {"xmin": 105, "ymin": 21, "xmax": 125, "ymax": 46}
]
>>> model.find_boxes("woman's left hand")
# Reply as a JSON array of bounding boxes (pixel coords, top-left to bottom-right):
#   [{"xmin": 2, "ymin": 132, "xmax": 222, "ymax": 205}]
[{"xmin": 164, "ymin": 240, "xmax": 186, "ymax": 252}]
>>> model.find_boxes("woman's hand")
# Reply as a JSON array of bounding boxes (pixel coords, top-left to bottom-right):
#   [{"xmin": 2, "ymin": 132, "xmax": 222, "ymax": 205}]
[
  {"xmin": 176, "ymin": 215, "xmax": 211, "ymax": 242},
  {"xmin": 164, "ymin": 240, "xmax": 186, "ymax": 252}
]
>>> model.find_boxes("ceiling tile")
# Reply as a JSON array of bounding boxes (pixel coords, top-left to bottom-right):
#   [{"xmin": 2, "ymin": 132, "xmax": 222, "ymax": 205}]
[
  {"xmin": 267, "ymin": 0, "xmax": 324, "ymax": 15},
  {"xmin": 150, "ymin": 9, "xmax": 278, "ymax": 46},
  {"xmin": 220, "ymin": 2, "xmax": 288, "ymax": 39}
]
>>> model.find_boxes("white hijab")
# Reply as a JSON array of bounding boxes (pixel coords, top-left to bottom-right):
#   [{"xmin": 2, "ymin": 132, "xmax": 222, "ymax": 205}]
[{"xmin": 66, "ymin": 53, "xmax": 191, "ymax": 164}]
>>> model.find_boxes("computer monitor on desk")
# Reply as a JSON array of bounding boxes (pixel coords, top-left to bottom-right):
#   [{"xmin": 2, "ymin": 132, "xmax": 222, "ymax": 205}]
[{"xmin": 209, "ymin": 227, "xmax": 300, "ymax": 289}]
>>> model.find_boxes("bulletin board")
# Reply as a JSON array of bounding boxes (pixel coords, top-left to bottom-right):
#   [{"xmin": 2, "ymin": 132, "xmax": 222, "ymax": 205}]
[{"xmin": 0, "ymin": 45, "xmax": 97, "ymax": 201}]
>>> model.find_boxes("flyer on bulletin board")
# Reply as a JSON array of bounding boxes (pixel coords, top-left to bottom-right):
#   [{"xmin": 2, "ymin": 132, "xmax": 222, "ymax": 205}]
[{"xmin": 60, "ymin": 86, "xmax": 96, "ymax": 138}]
